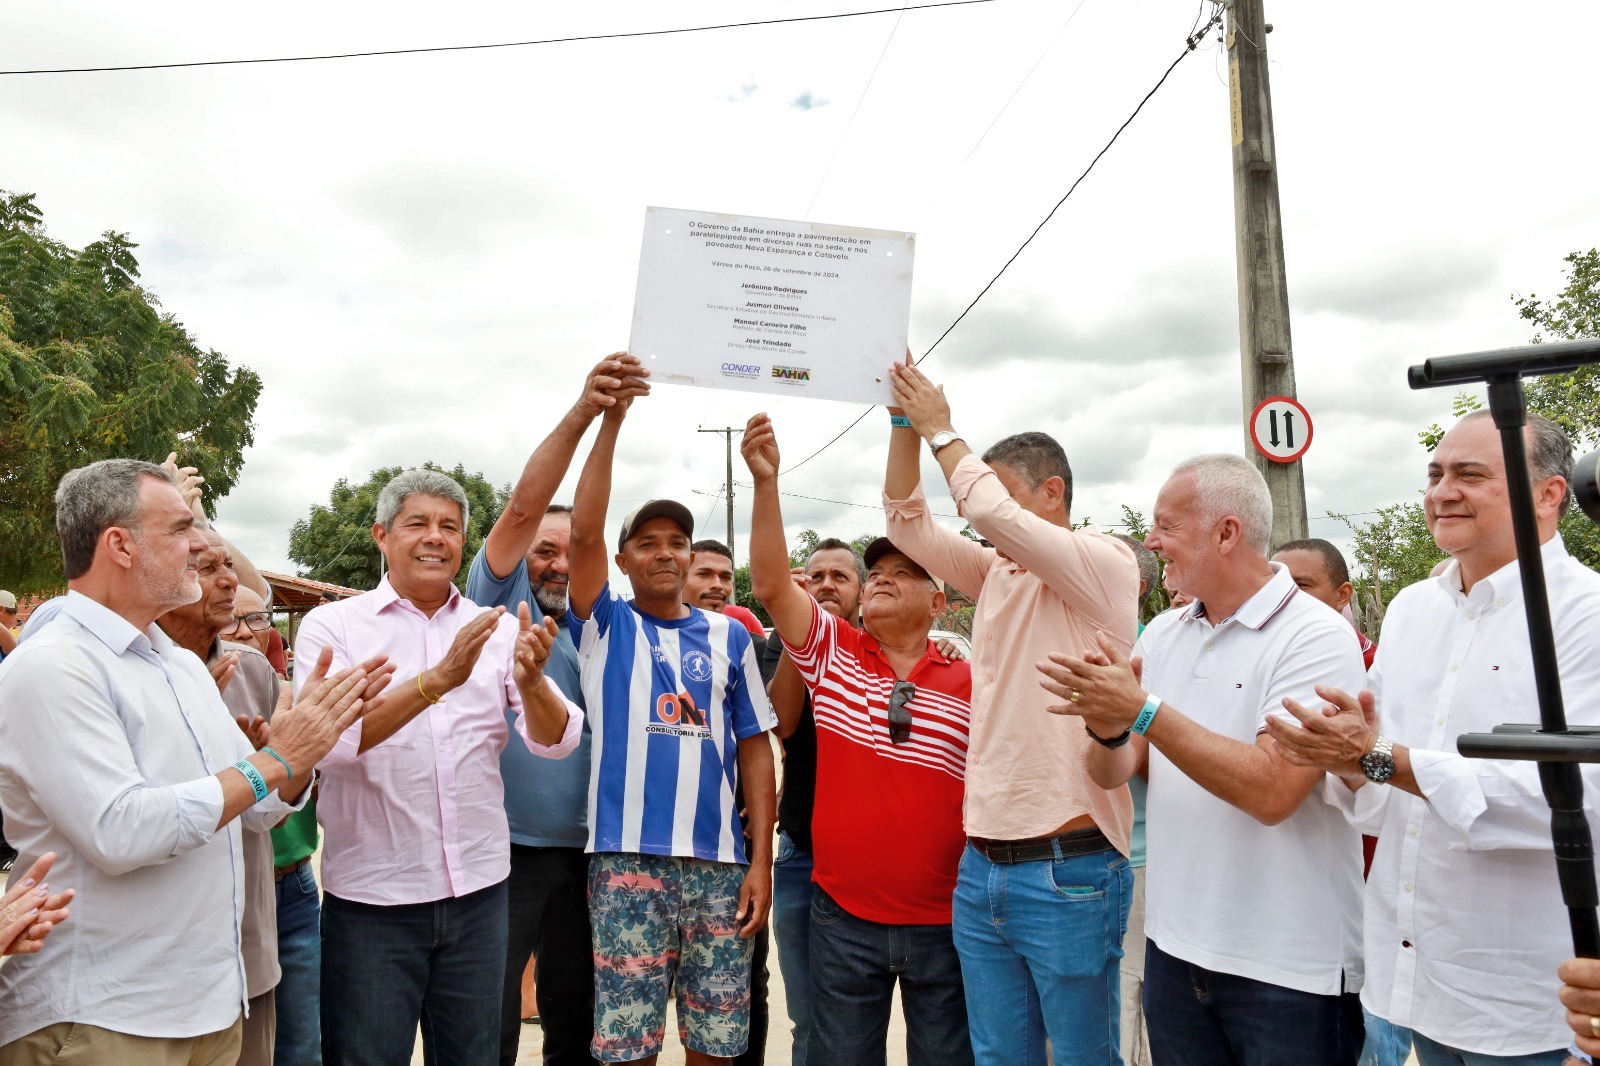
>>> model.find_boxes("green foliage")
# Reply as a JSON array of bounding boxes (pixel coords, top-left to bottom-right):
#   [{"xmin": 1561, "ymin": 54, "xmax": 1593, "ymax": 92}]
[
  {"xmin": 287, "ymin": 463, "xmax": 509, "ymax": 593},
  {"xmin": 0, "ymin": 190, "xmax": 261, "ymax": 593},
  {"xmin": 1418, "ymin": 393, "xmax": 1485, "ymax": 453},
  {"xmin": 1515, "ymin": 248, "xmax": 1600, "ymax": 446},
  {"xmin": 1330, "ymin": 502, "xmax": 1445, "ymax": 639}
]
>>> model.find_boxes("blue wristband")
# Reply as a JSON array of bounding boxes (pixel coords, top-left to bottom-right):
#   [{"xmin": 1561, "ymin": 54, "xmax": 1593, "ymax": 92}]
[
  {"xmin": 890, "ymin": 415, "xmax": 913, "ymax": 428},
  {"xmin": 233, "ymin": 759, "xmax": 269, "ymax": 802},
  {"xmin": 261, "ymin": 746, "xmax": 293, "ymax": 781},
  {"xmin": 1131, "ymin": 693, "xmax": 1162, "ymax": 736}
]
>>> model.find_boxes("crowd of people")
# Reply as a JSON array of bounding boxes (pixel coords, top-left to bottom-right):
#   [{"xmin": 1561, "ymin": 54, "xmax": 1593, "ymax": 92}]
[{"xmin": 1, "ymin": 351, "xmax": 1600, "ymax": 1066}]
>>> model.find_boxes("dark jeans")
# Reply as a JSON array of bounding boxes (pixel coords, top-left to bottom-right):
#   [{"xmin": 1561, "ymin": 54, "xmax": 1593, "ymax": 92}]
[
  {"xmin": 732, "ymin": 926, "xmax": 770, "ymax": 1066},
  {"xmin": 499, "ymin": 846, "xmax": 597, "ymax": 1066},
  {"xmin": 1144, "ymin": 938, "xmax": 1362, "ymax": 1066},
  {"xmin": 322, "ymin": 880, "xmax": 508, "ymax": 1066},
  {"xmin": 806, "ymin": 886, "xmax": 972, "ymax": 1066},
  {"xmin": 276, "ymin": 861, "xmax": 323, "ymax": 1066}
]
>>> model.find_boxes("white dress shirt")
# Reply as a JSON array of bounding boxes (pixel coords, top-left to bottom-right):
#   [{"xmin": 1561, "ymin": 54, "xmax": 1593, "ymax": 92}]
[
  {"xmin": 0, "ymin": 592, "xmax": 303, "ymax": 1045},
  {"xmin": 1327, "ymin": 536, "xmax": 1600, "ymax": 1055},
  {"xmin": 1140, "ymin": 564, "xmax": 1368, "ymax": 996}
]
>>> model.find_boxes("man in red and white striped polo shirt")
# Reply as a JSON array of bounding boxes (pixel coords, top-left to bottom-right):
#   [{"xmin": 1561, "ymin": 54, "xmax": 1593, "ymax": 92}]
[{"xmin": 742, "ymin": 413, "xmax": 974, "ymax": 1066}]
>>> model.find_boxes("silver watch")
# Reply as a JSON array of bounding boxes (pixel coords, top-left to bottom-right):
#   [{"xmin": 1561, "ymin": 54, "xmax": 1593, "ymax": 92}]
[
  {"xmin": 928, "ymin": 430, "xmax": 963, "ymax": 455},
  {"xmin": 1359, "ymin": 736, "xmax": 1396, "ymax": 784}
]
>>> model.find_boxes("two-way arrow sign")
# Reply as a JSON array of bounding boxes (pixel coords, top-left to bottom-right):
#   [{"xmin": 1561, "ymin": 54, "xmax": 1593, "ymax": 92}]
[{"xmin": 1249, "ymin": 396, "xmax": 1313, "ymax": 463}]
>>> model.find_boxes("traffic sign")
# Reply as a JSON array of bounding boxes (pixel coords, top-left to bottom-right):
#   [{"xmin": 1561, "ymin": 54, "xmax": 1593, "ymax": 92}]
[{"xmin": 1249, "ymin": 395, "xmax": 1313, "ymax": 463}]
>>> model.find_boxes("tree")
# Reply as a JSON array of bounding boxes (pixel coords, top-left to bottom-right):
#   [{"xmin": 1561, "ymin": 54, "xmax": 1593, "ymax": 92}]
[
  {"xmin": 287, "ymin": 463, "xmax": 509, "ymax": 593},
  {"xmin": 1514, "ymin": 247, "xmax": 1600, "ymax": 445},
  {"xmin": 0, "ymin": 191, "xmax": 262, "ymax": 593}
]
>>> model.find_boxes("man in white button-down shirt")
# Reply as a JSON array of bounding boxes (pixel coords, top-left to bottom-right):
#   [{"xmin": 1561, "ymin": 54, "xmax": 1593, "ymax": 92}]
[
  {"xmin": 0, "ymin": 459, "xmax": 388, "ymax": 1066},
  {"xmin": 1270, "ymin": 412, "xmax": 1600, "ymax": 1066}
]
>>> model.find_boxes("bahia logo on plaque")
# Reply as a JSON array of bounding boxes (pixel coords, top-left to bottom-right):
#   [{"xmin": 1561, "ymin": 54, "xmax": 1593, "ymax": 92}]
[{"xmin": 770, "ymin": 364, "xmax": 811, "ymax": 385}]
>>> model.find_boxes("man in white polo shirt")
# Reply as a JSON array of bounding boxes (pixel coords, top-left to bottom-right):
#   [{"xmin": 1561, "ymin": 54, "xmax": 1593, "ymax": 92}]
[{"xmin": 1041, "ymin": 453, "xmax": 1367, "ymax": 1065}]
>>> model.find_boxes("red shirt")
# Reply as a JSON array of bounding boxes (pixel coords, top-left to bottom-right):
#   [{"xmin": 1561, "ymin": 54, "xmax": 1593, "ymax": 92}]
[
  {"xmin": 783, "ymin": 597, "xmax": 971, "ymax": 925},
  {"xmin": 722, "ymin": 604, "xmax": 766, "ymax": 639}
]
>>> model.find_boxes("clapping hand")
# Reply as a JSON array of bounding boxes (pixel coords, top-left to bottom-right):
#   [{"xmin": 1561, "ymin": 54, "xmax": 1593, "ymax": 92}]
[
  {"xmin": 0, "ymin": 852, "xmax": 73, "ymax": 956},
  {"xmin": 513, "ymin": 602, "xmax": 559, "ymax": 688}
]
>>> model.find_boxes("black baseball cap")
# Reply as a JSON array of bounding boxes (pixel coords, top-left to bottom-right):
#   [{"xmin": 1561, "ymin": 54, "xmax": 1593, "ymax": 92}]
[
  {"xmin": 616, "ymin": 500, "xmax": 695, "ymax": 552},
  {"xmin": 861, "ymin": 537, "xmax": 930, "ymax": 577}
]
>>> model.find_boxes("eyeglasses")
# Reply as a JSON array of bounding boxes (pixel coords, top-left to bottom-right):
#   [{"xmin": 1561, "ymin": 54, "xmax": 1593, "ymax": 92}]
[
  {"xmin": 887, "ymin": 680, "xmax": 915, "ymax": 745},
  {"xmin": 232, "ymin": 611, "xmax": 272, "ymax": 632}
]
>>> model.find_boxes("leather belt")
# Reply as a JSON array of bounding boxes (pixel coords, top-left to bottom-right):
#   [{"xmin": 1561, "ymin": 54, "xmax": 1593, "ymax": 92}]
[
  {"xmin": 968, "ymin": 827, "xmax": 1112, "ymax": 865},
  {"xmin": 274, "ymin": 856, "xmax": 310, "ymax": 881}
]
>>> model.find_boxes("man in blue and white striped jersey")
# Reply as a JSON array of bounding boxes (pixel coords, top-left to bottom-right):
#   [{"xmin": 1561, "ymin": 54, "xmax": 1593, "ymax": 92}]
[{"xmin": 566, "ymin": 389, "xmax": 778, "ymax": 1066}]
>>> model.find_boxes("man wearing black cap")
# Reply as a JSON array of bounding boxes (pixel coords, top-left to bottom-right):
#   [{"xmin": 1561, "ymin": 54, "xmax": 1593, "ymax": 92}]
[
  {"xmin": 743, "ymin": 412, "xmax": 974, "ymax": 1066},
  {"xmin": 567, "ymin": 391, "xmax": 778, "ymax": 1066}
]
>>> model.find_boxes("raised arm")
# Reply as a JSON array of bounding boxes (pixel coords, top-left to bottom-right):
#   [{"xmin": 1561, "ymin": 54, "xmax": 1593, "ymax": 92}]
[
  {"xmin": 569, "ymin": 407, "xmax": 625, "ymax": 621},
  {"xmin": 741, "ymin": 414, "xmax": 814, "ymax": 649},
  {"xmin": 482, "ymin": 353, "xmax": 649, "ymax": 579}
]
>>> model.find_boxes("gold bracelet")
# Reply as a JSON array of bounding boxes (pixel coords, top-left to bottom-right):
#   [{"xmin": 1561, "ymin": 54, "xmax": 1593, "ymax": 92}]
[{"xmin": 417, "ymin": 672, "xmax": 442, "ymax": 705}]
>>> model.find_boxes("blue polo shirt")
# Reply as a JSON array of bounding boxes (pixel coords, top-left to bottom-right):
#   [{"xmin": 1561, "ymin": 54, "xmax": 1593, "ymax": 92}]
[{"xmin": 466, "ymin": 549, "xmax": 590, "ymax": 849}]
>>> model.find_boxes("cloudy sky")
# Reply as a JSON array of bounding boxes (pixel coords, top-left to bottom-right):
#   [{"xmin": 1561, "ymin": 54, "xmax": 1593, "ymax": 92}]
[{"xmin": 5, "ymin": 0, "xmax": 1598, "ymax": 581}]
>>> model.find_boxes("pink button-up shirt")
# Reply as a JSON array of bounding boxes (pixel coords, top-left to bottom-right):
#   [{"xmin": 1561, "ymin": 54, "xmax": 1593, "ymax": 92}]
[
  {"xmin": 885, "ymin": 456, "xmax": 1138, "ymax": 850},
  {"xmin": 294, "ymin": 578, "xmax": 582, "ymax": 905}
]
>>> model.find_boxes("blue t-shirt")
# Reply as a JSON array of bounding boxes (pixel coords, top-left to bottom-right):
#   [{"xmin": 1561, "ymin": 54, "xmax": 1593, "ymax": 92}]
[
  {"xmin": 466, "ymin": 549, "xmax": 590, "ymax": 849},
  {"xmin": 570, "ymin": 583, "xmax": 776, "ymax": 864}
]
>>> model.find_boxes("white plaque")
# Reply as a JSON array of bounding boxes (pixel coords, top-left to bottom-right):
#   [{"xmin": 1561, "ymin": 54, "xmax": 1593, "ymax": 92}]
[{"xmin": 628, "ymin": 206, "xmax": 915, "ymax": 405}]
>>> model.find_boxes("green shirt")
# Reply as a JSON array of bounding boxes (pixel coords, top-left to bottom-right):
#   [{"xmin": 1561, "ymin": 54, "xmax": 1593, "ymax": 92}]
[{"xmin": 271, "ymin": 797, "xmax": 319, "ymax": 867}]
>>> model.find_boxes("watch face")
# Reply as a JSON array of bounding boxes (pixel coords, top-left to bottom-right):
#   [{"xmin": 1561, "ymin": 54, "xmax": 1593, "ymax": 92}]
[{"xmin": 1360, "ymin": 749, "xmax": 1396, "ymax": 784}]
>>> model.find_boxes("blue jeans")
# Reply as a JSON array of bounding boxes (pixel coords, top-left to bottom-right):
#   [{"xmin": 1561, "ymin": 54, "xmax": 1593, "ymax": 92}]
[
  {"xmin": 806, "ymin": 886, "xmax": 971, "ymax": 1066},
  {"xmin": 772, "ymin": 831, "xmax": 815, "ymax": 1066},
  {"xmin": 1144, "ymin": 938, "xmax": 1361, "ymax": 1066},
  {"xmin": 951, "ymin": 841, "xmax": 1131, "ymax": 1066},
  {"xmin": 1360, "ymin": 1008, "xmax": 1413, "ymax": 1066},
  {"xmin": 322, "ymin": 879, "xmax": 508, "ymax": 1066},
  {"xmin": 1410, "ymin": 1031, "xmax": 1568, "ymax": 1066},
  {"xmin": 275, "ymin": 861, "xmax": 322, "ymax": 1066}
]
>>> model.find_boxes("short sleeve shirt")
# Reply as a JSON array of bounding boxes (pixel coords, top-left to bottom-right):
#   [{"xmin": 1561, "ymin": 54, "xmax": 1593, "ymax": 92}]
[
  {"xmin": 783, "ymin": 597, "xmax": 971, "ymax": 924},
  {"xmin": 571, "ymin": 584, "xmax": 776, "ymax": 864}
]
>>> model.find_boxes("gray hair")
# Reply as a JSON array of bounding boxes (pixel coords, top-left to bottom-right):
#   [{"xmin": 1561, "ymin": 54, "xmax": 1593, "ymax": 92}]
[
  {"xmin": 375, "ymin": 469, "xmax": 470, "ymax": 531},
  {"xmin": 1111, "ymin": 532, "xmax": 1159, "ymax": 607},
  {"xmin": 1170, "ymin": 453, "xmax": 1273, "ymax": 554},
  {"xmin": 56, "ymin": 459, "xmax": 176, "ymax": 580},
  {"xmin": 982, "ymin": 432, "xmax": 1073, "ymax": 511},
  {"xmin": 1459, "ymin": 410, "xmax": 1574, "ymax": 513}
]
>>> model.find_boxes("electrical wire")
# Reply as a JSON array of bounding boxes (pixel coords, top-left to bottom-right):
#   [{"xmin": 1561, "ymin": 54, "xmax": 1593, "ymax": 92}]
[
  {"xmin": 0, "ymin": 1, "xmax": 993, "ymax": 76},
  {"xmin": 802, "ymin": 0, "xmax": 914, "ymax": 220},
  {"xmin": 781, "ymin": 7, "xmax": 1224, "ymax": 474}
]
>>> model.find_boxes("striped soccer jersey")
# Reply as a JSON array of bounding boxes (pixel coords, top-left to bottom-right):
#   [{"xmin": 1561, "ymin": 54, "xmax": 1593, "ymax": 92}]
[{"xmin": 571, "ymin": 584, "xmax": 776, "ymax": 864}]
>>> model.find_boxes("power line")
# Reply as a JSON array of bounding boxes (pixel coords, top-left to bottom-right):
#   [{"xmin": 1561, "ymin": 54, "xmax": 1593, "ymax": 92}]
[
  {"xmin": 0, "ymin": 1, "xmax": 993, "ymax": 76},
  {"xmin": 802, "ymin": 0, "xmax": 913, "ymax": 220},
  {"xmin": 781, "ymin": 7, "xmax": 1223, "ymax": 474}
]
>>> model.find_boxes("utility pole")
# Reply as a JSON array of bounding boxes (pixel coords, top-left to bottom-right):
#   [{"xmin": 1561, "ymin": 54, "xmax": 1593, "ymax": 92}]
[
  {"xmin": 698, "ymin": 427, "xmax": 741, "ymax": 566},
  {"xmin": 1227, "ymin": 0, "xmax": 1308, "ymax": 546}
]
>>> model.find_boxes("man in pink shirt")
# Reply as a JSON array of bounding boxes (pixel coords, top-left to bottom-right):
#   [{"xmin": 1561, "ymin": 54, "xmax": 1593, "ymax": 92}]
[
  {"xmin": 884, "ymin": 361, "xmax": 1139, "ymax": 1066},
  {"xmin": 293, "ymin": 468, "xmax": 583, "ymax": 1066}
]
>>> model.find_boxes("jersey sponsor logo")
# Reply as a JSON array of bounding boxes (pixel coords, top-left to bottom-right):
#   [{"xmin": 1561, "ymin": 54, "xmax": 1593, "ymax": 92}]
[
  {"xmin": 682, "ymin": 649, "xmax": 713, "ymax": 683},
  {"xmin": 647, "ymin": 690, "xmax": 711, "ymax": 739}
]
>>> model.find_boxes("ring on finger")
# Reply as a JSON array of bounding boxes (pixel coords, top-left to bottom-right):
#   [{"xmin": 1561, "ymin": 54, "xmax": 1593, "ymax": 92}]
[
  {"xmin": 1590, "ymin": 1015, "xmax": 1600, "ymax": 1039},
  {"xmin": 1069, "ymin": 689, "xmax": 1082, "ymax": 704}
]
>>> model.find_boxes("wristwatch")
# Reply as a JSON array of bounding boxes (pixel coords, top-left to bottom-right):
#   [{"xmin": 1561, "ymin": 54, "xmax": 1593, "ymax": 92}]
[
  {"xmin": 1359, "ymin": 736, "xmax": 1396, "ymax": 784},
  {"xmin": 928, "ymin": 430, "xmax": 963, "ymax": 455}
]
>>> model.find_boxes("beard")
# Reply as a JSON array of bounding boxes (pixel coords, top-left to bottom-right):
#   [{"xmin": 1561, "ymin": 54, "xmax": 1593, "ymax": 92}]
[
  {"xmin": 137, "ymin": 554, "xmax": 201, "ymax": 611},
  {"xmin": 532, "ymin": 582, "xmax": 568, "ymax": 618}
]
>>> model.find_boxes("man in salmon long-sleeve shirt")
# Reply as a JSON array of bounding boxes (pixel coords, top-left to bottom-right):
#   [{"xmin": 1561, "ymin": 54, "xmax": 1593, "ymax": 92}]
[{"xmin": 883, "ymin": 360, "xmax": 1139, "ymax": 1065}]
